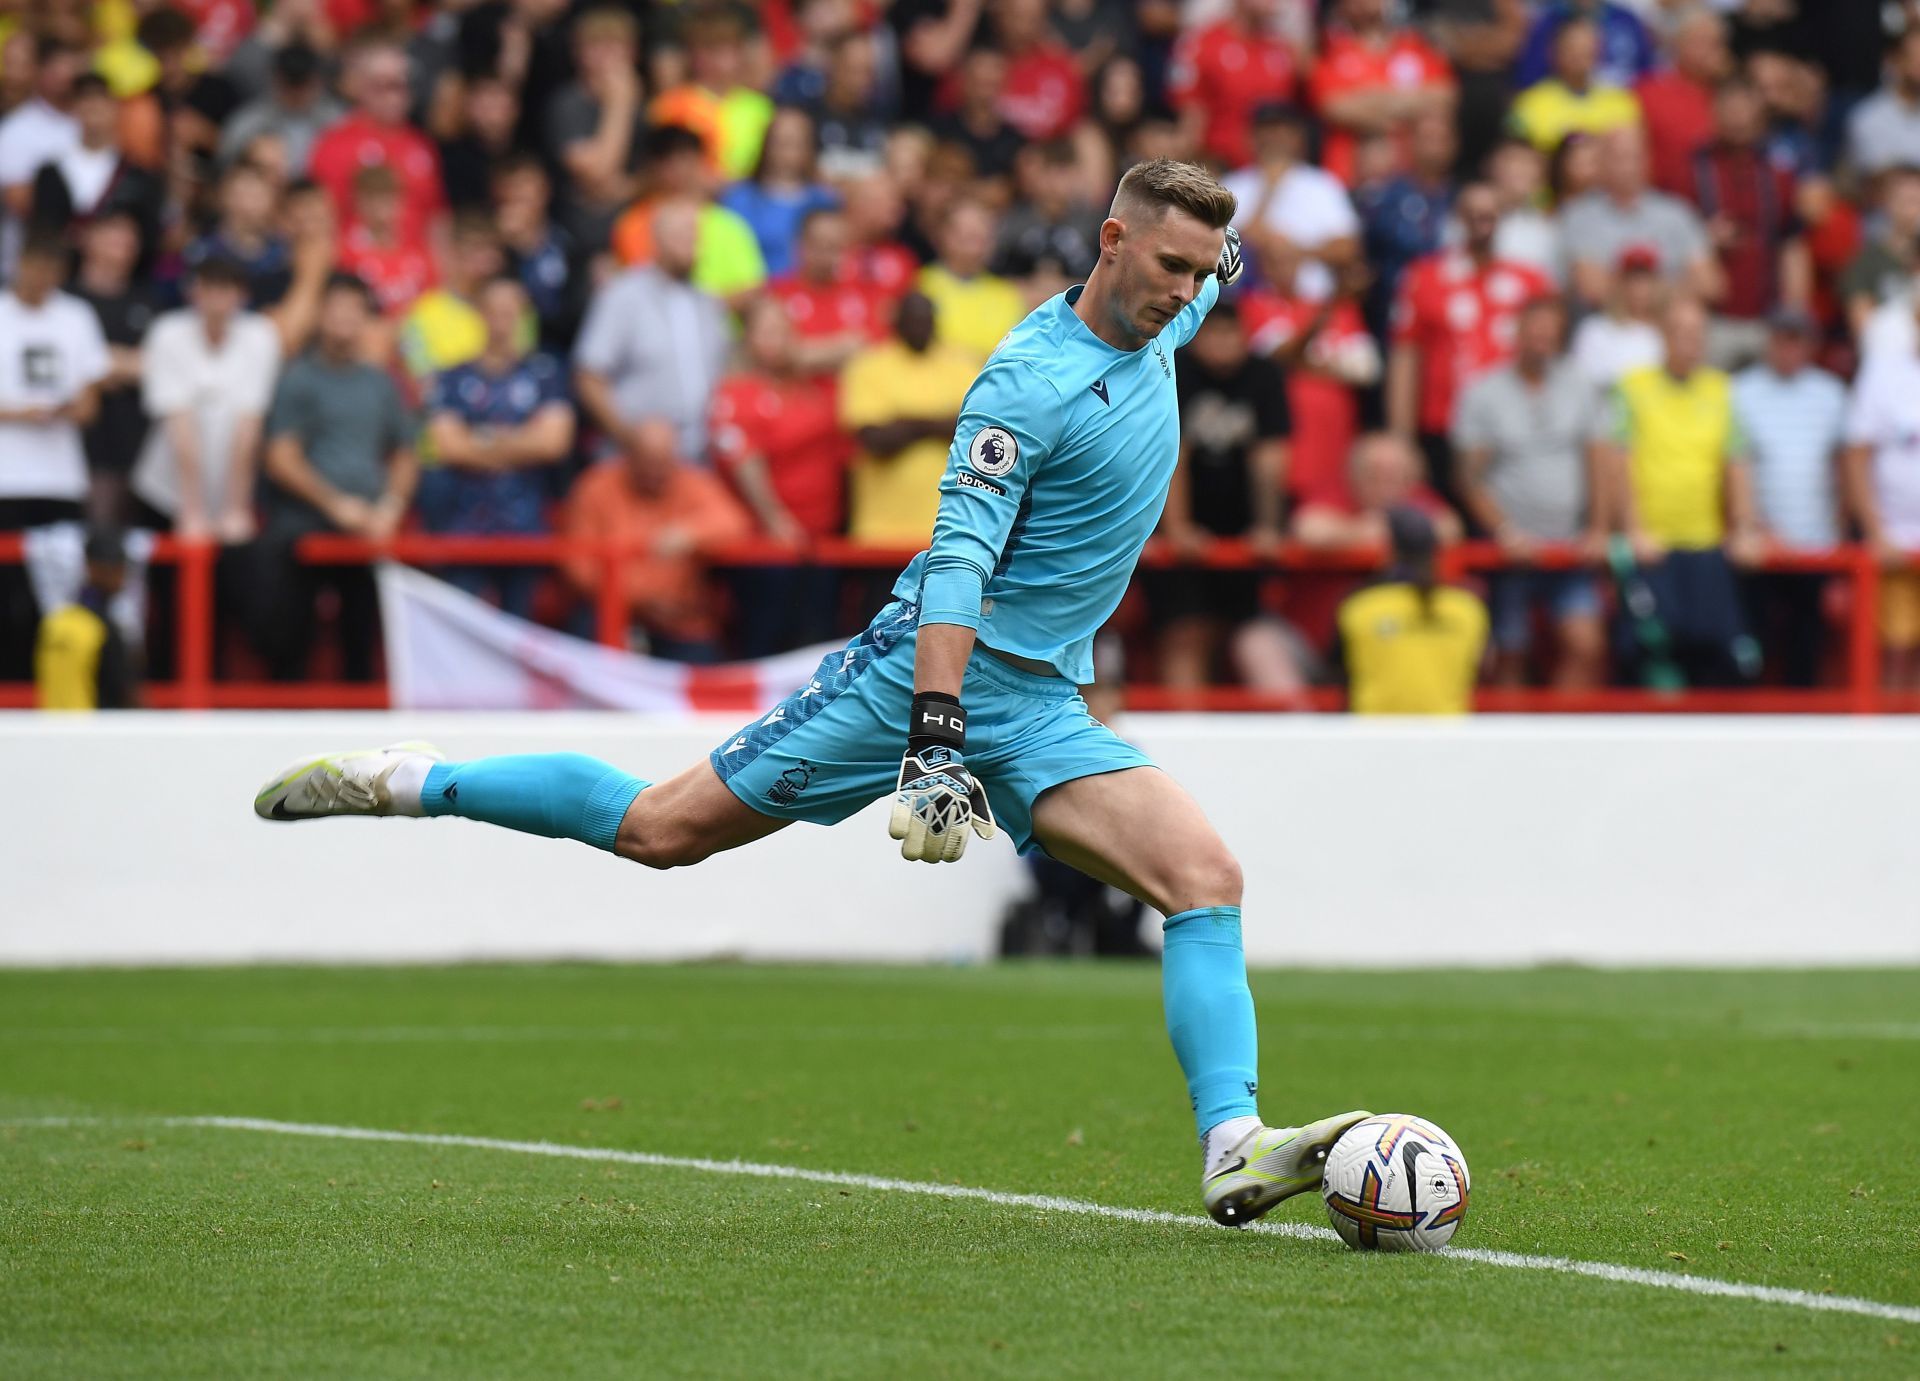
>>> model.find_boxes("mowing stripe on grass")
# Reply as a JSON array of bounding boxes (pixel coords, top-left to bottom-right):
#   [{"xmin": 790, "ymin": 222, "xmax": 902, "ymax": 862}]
[{"xmin": 12, "ymin": 1114, "xmax": 1919, "ymax": 1327}]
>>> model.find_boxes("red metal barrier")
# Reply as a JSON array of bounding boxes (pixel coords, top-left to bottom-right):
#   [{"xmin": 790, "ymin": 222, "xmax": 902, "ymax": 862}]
[{"xmin": 0, "ymin": 530, "xmax": 1909, "ymax": 713}]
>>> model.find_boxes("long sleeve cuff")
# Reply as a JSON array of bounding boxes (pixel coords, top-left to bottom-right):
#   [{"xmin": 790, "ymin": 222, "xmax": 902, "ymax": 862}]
[{"xmin": 919, "ymin": 564, "xmax": 985, "ymax": 629}]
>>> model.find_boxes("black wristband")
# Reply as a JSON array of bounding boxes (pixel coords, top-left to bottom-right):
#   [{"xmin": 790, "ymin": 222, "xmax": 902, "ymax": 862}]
[{"xmin": 908, "ymin": 691, "xmax": 967, "ymax": 754}]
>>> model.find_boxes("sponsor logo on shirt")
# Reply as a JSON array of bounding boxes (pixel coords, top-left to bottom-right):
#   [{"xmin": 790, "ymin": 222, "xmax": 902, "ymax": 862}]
[{"xmin": 956, "ymin": 470, "xmax": 1007, "ymax": 497}]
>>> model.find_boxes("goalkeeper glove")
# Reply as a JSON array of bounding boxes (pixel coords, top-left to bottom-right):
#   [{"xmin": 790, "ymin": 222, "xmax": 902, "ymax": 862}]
[
  {"xmin": 1215, "ymin": 225, "xmax": 1243, "ymax": 287},
  {"xmin": 889, "ymin": 691, "xmax": 997, "ymax": 864}
]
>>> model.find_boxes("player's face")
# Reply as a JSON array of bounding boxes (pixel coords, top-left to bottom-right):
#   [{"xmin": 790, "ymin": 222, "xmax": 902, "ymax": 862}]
[{"xmin": 1109, "ymin": 206, "xmax": 1223, "ymax": 340}]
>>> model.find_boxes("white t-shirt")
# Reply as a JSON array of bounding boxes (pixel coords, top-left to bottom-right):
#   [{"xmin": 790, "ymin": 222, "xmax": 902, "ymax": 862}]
[
  {"xmin": 0, "ymin": 98, "xmax": 80, "ymax": 275},
  {"xmin": 1493, "ymin": 209, "xmax": 1563, "ymax": 285},
  {"xmin": 1845, "ymin": 351, "xmax": 1920, "ymax": 550},
  {"xmin": 0, "ymin": 98, "xmax": 81, "ymax": 186},
  {"xmin": 133, "ymin": 309, "xmax": 282, "ymax": 517},
  {"xmin": 0, "ymin": 289, "xmax": 110, "ymax": 501},
  {"xmin": 1224, "ymin": 162, "xmax": 1360, "ymax": 252},
  {"xmin": 1570, "ymin": 315, "xmax": 1663, "ymax": 392},
  {"xmin": 1861, "ymin": 292, "xmax": 1919, "ymax": 365},
  {"xmin": 51, "ymin": 144, "xmax": 119, "ymax": 213}
]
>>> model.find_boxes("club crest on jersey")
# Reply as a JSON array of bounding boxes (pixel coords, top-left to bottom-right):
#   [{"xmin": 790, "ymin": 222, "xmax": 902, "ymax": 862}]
[{"xmin": 968, "ymin": 426, "xmax": 1018, "ymax": 477}]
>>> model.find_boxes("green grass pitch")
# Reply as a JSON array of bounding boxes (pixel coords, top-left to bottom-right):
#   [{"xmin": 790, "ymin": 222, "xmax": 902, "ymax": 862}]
[{"xmin": 2, "ymin": 963, "xmax": 1915, "ymax": 1378}]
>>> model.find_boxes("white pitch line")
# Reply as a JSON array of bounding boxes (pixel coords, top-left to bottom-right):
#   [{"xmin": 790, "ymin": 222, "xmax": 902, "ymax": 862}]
[{"xmin": 10, "ymin": 1114, "xmax": 1919, "ymax": 1327}]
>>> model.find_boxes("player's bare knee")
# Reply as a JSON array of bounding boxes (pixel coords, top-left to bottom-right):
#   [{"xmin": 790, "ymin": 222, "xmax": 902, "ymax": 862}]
[{"xmin": 1162, "ymin": 843, "xmax": 1243, "ymax": 913}]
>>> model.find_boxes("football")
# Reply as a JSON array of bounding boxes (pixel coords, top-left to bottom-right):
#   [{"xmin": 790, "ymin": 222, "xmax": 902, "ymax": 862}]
[{"xmin": 1322, "ymin": 1114, "xmax": 1471, "ymax": 1252}]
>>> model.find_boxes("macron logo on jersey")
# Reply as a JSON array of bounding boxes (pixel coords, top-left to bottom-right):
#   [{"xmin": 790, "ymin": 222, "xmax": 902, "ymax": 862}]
[{"xmin": 1090, "ymin": 379, "xmax": 1110, "ymax": 406}]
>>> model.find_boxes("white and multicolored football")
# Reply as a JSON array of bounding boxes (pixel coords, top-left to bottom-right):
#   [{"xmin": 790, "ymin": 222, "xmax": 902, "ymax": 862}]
[{"xmin": 1321, "ymin": 1113, "xmax": 1471, "ymax": 1252}]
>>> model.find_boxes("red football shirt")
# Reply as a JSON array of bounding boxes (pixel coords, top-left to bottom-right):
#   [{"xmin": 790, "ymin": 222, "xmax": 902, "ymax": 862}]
[
  {"xmin": 337, "ymin": 226, "xmax": 437, "ymax": 317},
  {"xmin": 1000, "ymin": 43, "xmax": 1085, "ymax": 141},
  {"xmin": 1308, "ymin": 29, "xmax": 1453, "ymax": 185},
  {"xmin": 1168, "ymin": 20, "xmax": 1298, "ymax": 170},
  {"xmin": 1391, "ymin": 251, "xmax": 1551, "ymax": 434},
  {"xmin": 174, "ymin": 0, "xmax": 253, "ymax": 63},
  {"xmin": 309, "ymin": 113, "xmax": 446, "ymax": 240},
  {"xmin": 709, "ymin": 373, "xmax": 847, "ymax": 538},
  {"xmin": 842, "ymin": 242, "xmax": 918, "ymax": 302},
  {"xmin": 1635, "ymin": 71, "xmax": 1715, "ymax": 197},
  {"xmin": 770, "ymin": 275, "xmax": 890, "ymax": 344},
  {"xmin": 1240, "ymin": 290, "xmax": 1371, "ymax": 508}
]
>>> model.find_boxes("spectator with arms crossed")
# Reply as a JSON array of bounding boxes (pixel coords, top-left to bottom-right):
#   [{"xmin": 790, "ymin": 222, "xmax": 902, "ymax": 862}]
[
  {"xmin": 258, "ymin": 273, "xmax": 418, "ymax": 682},
  {"xmin": 1454, "ymin": 293, "xmax": 1609, "ymax": 689},
  {"xmin": 839, "ymin": 290, "xmax": 976, "ymax": 550},
  {"xmin": 420, "ymin": 274, "xmax": 574, "ymax": 621},
  {"xmin": 575, "ymin": 199, "xmax": 732, "ymax": 466},
  {"xmin": 1605, "ymin": 298, "xmax": 1761, "ymax": 687}
]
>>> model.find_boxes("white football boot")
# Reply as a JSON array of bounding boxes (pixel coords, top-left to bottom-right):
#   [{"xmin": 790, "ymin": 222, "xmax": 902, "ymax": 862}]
[
  {"xmin": 253, "ymin": 742, "xmax": 444, "ymax": 821},
  {"xmin": 1201, "ymin": 1110, "xmax": 1374, "ymax": 1227}
]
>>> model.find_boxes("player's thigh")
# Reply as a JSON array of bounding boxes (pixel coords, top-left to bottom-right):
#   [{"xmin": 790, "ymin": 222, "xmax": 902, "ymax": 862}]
[
  {"xmin": 1029, "ymin": 766, "xmax": 1242, "ymax": 918},
  {"xmin": 614, "ymin": 759, "xmax": 790, "ymax": 870}
]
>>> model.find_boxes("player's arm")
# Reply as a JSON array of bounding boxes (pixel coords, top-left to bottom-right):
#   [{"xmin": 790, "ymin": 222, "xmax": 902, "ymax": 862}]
[{"xmin": 891, "ymin": 361, "xmax": 1065, "ymax": 864}]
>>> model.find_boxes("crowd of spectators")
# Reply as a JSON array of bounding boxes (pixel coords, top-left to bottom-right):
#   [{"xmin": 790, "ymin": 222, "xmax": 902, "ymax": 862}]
[{"xmin": 4, "ymin": 0, "xmax": 1920, "ymax": 698}]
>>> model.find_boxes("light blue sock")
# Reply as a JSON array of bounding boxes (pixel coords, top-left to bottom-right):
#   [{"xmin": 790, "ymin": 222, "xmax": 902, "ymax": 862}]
[
  {"xmin": 420, "ymin": 753, "xmax": 649, "ymax": 853},
  {"xmin": 1161, "ymin": 906, "xmax": 1260, "ymax": 1138}
]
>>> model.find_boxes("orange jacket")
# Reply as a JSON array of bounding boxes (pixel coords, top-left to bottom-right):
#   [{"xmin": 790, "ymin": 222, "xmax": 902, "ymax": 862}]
[{"xmin": 562, "ymin": 460, "xmax": 753, "ymax": 643}]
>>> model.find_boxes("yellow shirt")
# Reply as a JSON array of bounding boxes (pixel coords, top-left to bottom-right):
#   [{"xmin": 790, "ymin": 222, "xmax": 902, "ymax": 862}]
[
  {"xmin": 1509, "ymin": 80, "xmax": 1642, "ymax": 152},
  {"xmin": 399, "ymin": 291, "xmax": 488, "ymax": 383},
  {"xmin": 915, "ymin": 266, "xmax": 1025, "ymax": 364},
  {"xmin": 1339, "ymin": 583, "xmax": 1489, "ymax": 716},
  {"xmin": 1612, "ymin": 364, "xmax": 1743, "ymax": 550},
  {"xmin": 839, "ymin": 340, "xmax": 979, "ymax": 545},
  {"xmin": 36, "ymin": 604, "xmax": 111, "ymax": 710}
]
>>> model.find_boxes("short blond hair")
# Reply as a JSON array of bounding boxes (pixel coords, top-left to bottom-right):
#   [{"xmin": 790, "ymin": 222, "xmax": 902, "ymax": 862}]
[{"xmin": 1111, "ymin": 158, "xmax": 1237, "ymax": 230}]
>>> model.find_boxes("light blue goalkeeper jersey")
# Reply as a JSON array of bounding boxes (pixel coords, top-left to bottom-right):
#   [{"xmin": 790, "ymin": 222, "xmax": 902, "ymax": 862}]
[{"xmin": 891, "ymin": 275, "xmax": 1221, "ymax": 683}]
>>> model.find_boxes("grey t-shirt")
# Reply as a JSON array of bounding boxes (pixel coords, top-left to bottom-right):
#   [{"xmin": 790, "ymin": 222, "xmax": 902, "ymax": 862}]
[
  {"xmin": 573, "ymin": 266, "xmax": 730, "ymax": 462},
  {"xmin": 1848, "ymin": 89, "xmax": 1920, "ymax": 176},
  {"xmin": 1560, "ymin": 190, "xmax": 1709, "ymax": 284},
  {"xmin": 264, "ymin": 354, "xmax": 414, "ymax": 535},
  {"xmin": 1451, "ymin": 359, "xmax": 1606, "ymax": 540}
]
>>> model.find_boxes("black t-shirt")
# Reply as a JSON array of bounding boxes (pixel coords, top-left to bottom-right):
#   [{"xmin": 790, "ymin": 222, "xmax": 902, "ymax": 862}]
[
  {"xmin": 994, "ymin": 206, "xmax": 1103, "ymax": 279},
  {"xmin": 928, "ymin": 111, "xmax": 1024, "ymax": 181},
  {"xmin": 1175, "ymin": 354, "xmax": 1292, "ymax": 536},
  {"xmin": 439, "ymin": 134, "xmax": 516, "ymax": 210},
  {"xmin": 74, "ymin": 284, "xmax": 158, "ymax": 480}
]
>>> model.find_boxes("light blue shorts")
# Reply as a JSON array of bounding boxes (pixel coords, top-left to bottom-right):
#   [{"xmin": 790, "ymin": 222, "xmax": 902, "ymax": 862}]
[{"xmin": 710, "ymin": 601, "xmax": 1154, "ymax": 854}]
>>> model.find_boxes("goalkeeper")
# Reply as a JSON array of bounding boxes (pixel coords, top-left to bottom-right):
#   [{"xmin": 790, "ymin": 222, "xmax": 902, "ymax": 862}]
[{"xmin": 255, "ymin": 159, "xmax": 1368, "ymax": 1227}]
